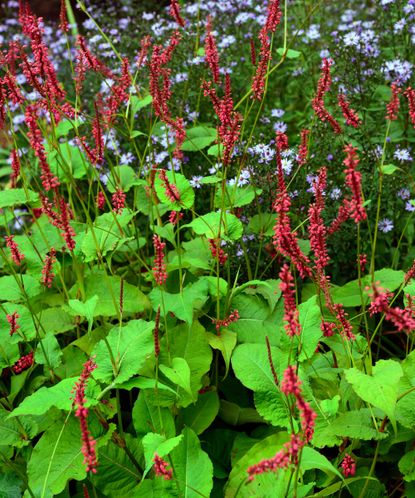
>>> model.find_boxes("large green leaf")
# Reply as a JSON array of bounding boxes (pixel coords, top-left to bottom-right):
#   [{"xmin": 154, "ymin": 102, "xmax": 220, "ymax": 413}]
[
  {"xmin": 133, "ymin": 391, "xmax": 176, "ymax": 439},
  {"xmin": 35, "ymin": 332, "xmax": 63, "ymax": 369},
  {"xmin": 154, "ymin": 171, "xmax": 195, "ymax": 210},
  {"xmin": 323, "ymin": 409, "xmax": 389, "ymax": 441},
  {"xmin": 345, "ymin": 360, "xmax": 403, "ymax": 423},
  {"xmin": 27, "ymin": 417, "xmax": 87, "ymax": 497},
  {"xmin": 0, "ymin": 188, "xmax": 38, "ymax": 208},
  {"xmin": 0, "ymin": 275, "xmax": 41, "ymax": 302},
  {"xmin": 170, "ymin": 427, "xmax": 213, "ymax": 498},
  {"xmin": 185, "ymin": 211, "xmax": 243, "ymax": 241},
  {"xmin": 298, "ymin": 295, "xmax": 322, "ymax": 361},
  {"xmin": 92, "ymin": 319, "xmax": 154, "ymax": 384},
  {"xmin": 81, "ymin": 209, "xmax": 135, "ymax": 262},
  {"xmin": 181, "ymin": 391, "xmax": 220, "ymax": 435},
  {"xmin": 207, "ymin": 329, "xmax": 237, "ymax": 376},
  {"xmin": 160, "ymin": 358, "xmax": 193, "ymax": 399},
  {"xmin": 231, "ymin": 344, "xmax": 290, "ymax": 428},
  {"xmin": 70, "ymin": 269, "xmax": 150, "ymax": 317},
  {"xmin": 214, "ymin": 185, "xmax": 260, "ymax": 209},
  {"xmin": 181, "ymin": 126, "xmax": 217, "ymax": 151},
  {"xmin": 149, "ymin": 279, "xmax": 209, "ymax": 324},
  {"xmin": 9, "ymin": 377, "xmax": 99, "ymax": 417},
  {"xmin": 142, "ymin": 433, "xmax": 183, "ymax": 477}
]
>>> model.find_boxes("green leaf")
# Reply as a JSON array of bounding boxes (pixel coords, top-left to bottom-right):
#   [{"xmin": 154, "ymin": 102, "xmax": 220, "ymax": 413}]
[
  {"xmin": 277, "ymin": 47, "xmax": 301, "ymax": 58},
  {"xmin": 225, "ymin": 433, "xmax": 290, "ymax": 497},
  {"xmin": 130, "ymin": 94, "xmax": 153, "ymax": 114},
  {"xmin": 71, "ymin": 269, "xmax": 150, "ymax": 317},
  {"xmin": 380, "ymin": 163, "xmax": 400, "ymax": 175},
  {"xmin": 48, "ymin": 142, "xmax": 89, "ymax": 180},
  {"xmin": 154, "ymin": 171, "xmax": 195, "ymax": 210},
  {"xmin": 298, "ymin": 295, "xmax": 322, "ymax": 361},
  {"xmin": 0, "ymin": 472, "xmax": 23, "ymax": 498},
  {"xmin": 68, "ymin": 295, "xmax": 98, "ymax": 333},
  {"xmin": 0, "ymin": 275, "xmax": 41, "ymax": 302},
  {"xmin": 345, "ymin": 360, "xmax": 403, "ymax": 423},
  {"xmin": 231, "ymin": 344, "xmax": 290, "ymax": 428},
  {"xmin": 92, "ymin": 319, "xmax": 154, "ymax": 384},
  {"xmin": 300, "ymin": 447, "xmax": 342, "ymax": 478},
  {"xmin": 160, "ymin": 357, "xmax": 193, "ymax": 398},
  {"xmin": 399, "ymin": 450, "xmax": 415, "ymax": 482},
  {"xmin": 9, "ymin": 377, "xmax": 99, "ymax": 417},
  {"xmin": 142, "ymin": 433, "xmax": 183, "ymax": 477},
  {"xmin": 181, "ymin": 391, "xmax": 220, "ymax": 435},
  {"xmin": 149, "ymin": 279, "xmax": 209, "ymax": 324},
  {"xmin": 91, "ymin": 436, "xmax": 142, "ymax": 497},
  {"xmin": 27, "ymin": 417, "xmax": 87, "ymax": 496},
  {"xmin": 248, "ymin": 212, "xmax": 275, "ymax": 236},
  {"xmin": 81, "ymin": 209, "xmax": 135, "ymax": 262},
  {"xmin": 0, "ymin": 188, "xmax": 38, "ymax": 208},
  {"xmin": 54, "ymin": 118, "xmax": 83, "ymax": 138},
  {"xmin": 219, "ymin": 400, "xmax": 264, "ymax": 426},
  {"xmin": 324, "ymin": 409, "xmax": 389, "ymax": 441},
  {"xmin": 207, "ymin": 143, "xmax": 223, "ymax": 157},
  {"xmin": 181, "ymin": 126, "xmax": 217, "ymax": 151},
  {"xmin": 107, "ymin": 166, "xmax": 138, "ymax": 193},
  {"xmin": 133, "ymin": 390, "xmax": 176, "ymax": 439},
  {"xmin": 207, "ymin": 329, "xmax": 237, "ymax": 376},
  {"xmin": 170, "ymin": 427, "xmax": 213, "ymax": 498},
  {"xmin": 159, "ymin": 321, "xmax": 212, "ymax": 407},
  {"xmin": 185, "ymin": 211, "xmax": 243, "ymax": 241},
  {"xmin": 35, "ymin": 332, "xmax": 63, "ymax": 368},
  {"xmin": 214, "ymin": 185, "xmax": 260, "ymax": 209},
  {"xmin": 331, "ymin": 268, "xmax": 404, "ymax": 307}
]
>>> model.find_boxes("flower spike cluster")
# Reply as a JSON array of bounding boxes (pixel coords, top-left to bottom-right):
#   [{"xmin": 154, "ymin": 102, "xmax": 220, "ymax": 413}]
[
  {"xmin": 279, "ymin": 264, "xmax": 301, "ymax": 337},
  {"xmin": 312, "ymin": 59, "xmax": 342, "ymax": 134}
]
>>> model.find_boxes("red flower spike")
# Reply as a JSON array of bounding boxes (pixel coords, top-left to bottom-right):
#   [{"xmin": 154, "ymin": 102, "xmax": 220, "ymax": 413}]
[
  {"xmin": 213, "ymin": 310, "xmax": 240, "ymax": 332},
  {"xmin": 59, "ymin": 0, "xmax": 69, "ymax": 33},
  {"xmin": 343, "ymin": 145, "xmax": 366, "ymax": 223},
  {"xmin": 153, "ymin": 454, "xmax": 173, "ymax": 480},
  {"xmin": 97, "ymin": 191, "xmax": 105, "ymax": 211},
  {"xmin": 386, "ymin": 83, "xmax": 401, "ymax": 121},
  {"xmin": 341, "ymin": 454, "xmax": 356, "ymax": 477},
  {"xmin": 5, "ymin": 235, "xmax": 25, "ymax": 266},
  {"xmin": 404, "ymin": 86, "xmax": 415, "ymax": 128},
  {"xmin": 281, "ymin": 365, "xmax": 302, "ymax": 397},
  {"xmin": 41, "ymin": 248, "xmax": 57, "ymax": 288},
  {"xmin": 333, "ymin": 303, "xmax": 355, "ymax": 340},
  {"xmin": 208, "ymin": 238, "xmax": 228, "ymax": 265},
  {"xmin": 320, "ymin": 321, "xmax": 335, "ymax": 337},
  {"xmin": 279, "ymin": 265, "xmax": 301, "ymax": 337},
  {"xmin": 159, "ymin": 169, "xmax": 181, "ymax": 202},
  {"xmin": 297, "ymin": 129, "xmax": 309, "ymax": 166},
  {"xmin": 7, "ymin": 311, "xmax": 20, "ymax": 336},
  {"xmin": 153, "ymin": 235, "xmax": 167, "ymax": 286},
  {"xmin": 10, "ymin": 149, "xmax": 21, "ymax": 188},
  {"xmin": 205, "ymin": 16, "xmax": 220, "ymax": 84},
  {"xmin": 112, "ymin": 188, "xmax": 126, "ymax": 214},
  {"xmin": 338, "ymin": 93, "xmax": 361, "ymax": 128},
  {"xmin": 170, "ymin": 0, "xmax": 185, "ymax": 28},
  {"xmin": 12, "ymin": 351, "xmax": 34, "ymax": 374}
]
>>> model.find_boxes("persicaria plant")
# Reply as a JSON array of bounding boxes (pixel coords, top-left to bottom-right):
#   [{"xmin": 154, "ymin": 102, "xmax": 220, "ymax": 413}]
[{"xmin": 0, "ymin": 0, "xmax": 415, "ymax": 496}]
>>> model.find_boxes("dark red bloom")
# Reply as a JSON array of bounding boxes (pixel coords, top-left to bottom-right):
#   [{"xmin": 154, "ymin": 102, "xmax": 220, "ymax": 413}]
[
  {"xmin": 112, "ymin": 188, "xmax": 126, "ymax": 214},
  {"xmin": 10, "ymin": 149, "xmax": 21, "ymax": 188},
  {"xmin": 5, "ymin": 235, "xmax": 25, "ymax": 265},
  {"xmin": 333, "ymin": 303, "xmax": 355, "ymax": 340},
  {"xmin": 279, "ymin": 264, "xmax": 301, "ymax": 337},
  {"xmin": 404, "ymin": 86, "xmax": 415, "ymax": 128},
  {"xmin": 72, "ymin": 358, "xmax": 98, "ymax": 474},
  {"xmin": 12, "ymin": 351, "xmax": 34, "ymax": 374},
  {"xmin": 320, "ymin": 321, "xmax": 335, "ymax": 337},
  {"xmin": 97, "ymin": 191, "xmax": 105, "ymax": 211},
  {"xmin": 205, "ymin": 16, "xmax": 220, "ymax": 84},
  {"xmin": 59, "ymin": 196, "xmax": 76, "ymax": 251},
  {"xmin": 7, "ymin": 311, "xmax": 20, "ymax": 336},
  {"xmin": 169, "ymin": 0, "xmax": 185, "ymax": 27},
  {"xmin": 297, "ymin": 129, "xmax": 309, "ymax": 166},
  {"xmin": 386, "ymin": 83, "xmax": 401, "ymax": 121},
  {"xmin": 168, "ymin": 210, "xmax": 183, "ymax": 225},
  {"xmin": 213, "ymin": 310, "xmax": 240, "ymax": 332},
  {"xmin": 153, "ymin": 454, "xmax": 173, "ymax": 480},
  {"xmin": 41, "ymin": 248, "xmax": 57, "ymax": 288},
  {"xmin": 341, "ymin": 454, "xmax": 356, "ymax": 477},
  {"xmin": 338, "ymin": 93, "xmax": 361, "ymax": 127},
  {"xmin": 59, "ymin": 0, "xmax": 69, "ymax": 33},
  {"xmin": 158, "ymin": 169, "xmax": 181, "ymax": 202},
  {"xmin": 153, "ymin": 235, "xmax": 167, "ymax": 285},
  {"xmin": 209, "ymin": 238, "xmax": 227, "ymax": 265},
  {"xmin": 343, "ymin": 145, "xmax": 366, "ymax": 223},
  {"xmin": 154, "ymin": 306, "xmax": 161, "ymax": 357},
  {"xmin": 281, "ymin": 365, "xmax": 302, "ymax": 397},
  {"xmin": 312, "ymin": 59, "xmax": 342, "ymax": 134}
]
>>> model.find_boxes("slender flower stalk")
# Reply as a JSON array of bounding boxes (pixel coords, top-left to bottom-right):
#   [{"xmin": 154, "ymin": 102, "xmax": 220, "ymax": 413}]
[
  {"xmin": 5, "ymin": 235, "xmax": 25, "ymax": 265},
  {"xmin": 41, "ymin": 248, "xmax": 56, "ymax": 288},
  {"xmin": 72, "ymin": 358, "xmax": 98, "ymax": 474}
]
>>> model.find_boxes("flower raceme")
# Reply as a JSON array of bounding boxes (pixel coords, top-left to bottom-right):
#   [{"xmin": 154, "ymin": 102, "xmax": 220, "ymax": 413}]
[
  {"xmin": 153, "ymin": 235, "xmax": 168, "ymax": 286},
  {"xmin": 153, "ymin": 454, "xmax": 173, "ymax": 480},
  {"xmin": 343, "ymin": 144, "xmax": 367, "ymax": 224},
  {"xmin": 404, "ymin": 86, "xmax": 415, "ymax": 128},
  {"xmin": 72, "ymin": 358, "xmax": 98, "ymax": 474},
  {"xmin": 205, "ymin": 16, "xmax": 220, "ymax": 84},
  {"xmin": 279, "ymin": 264, "xmax": 301, "ymax": 337},
  {"xmin": 386, "ymin": 83, "xmax": 401, "ymax": 121},
  {"xmin": 312, "ymin": 58, "xmax": 342, "ymax": 134},
  {"xmin": 5, "ymin": 235, "xmax": 25, "ymax": 265},
  {"xmin": 337, "ymin": 93, "xmax": 361, "ymax": 128},
  {"xmin": 248, "ymin": 366, "xmax": 316, "ymax": 481}
]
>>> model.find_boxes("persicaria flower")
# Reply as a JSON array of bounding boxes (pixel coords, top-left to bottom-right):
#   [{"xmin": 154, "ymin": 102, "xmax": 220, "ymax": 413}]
[
  {"xmin": 341, "ymin": 454, "xmax": 356, "ymax": 477},
  {"xmin": 205, "ymin": 16, "xmax": 220, "ymax": 84},
  {"xmin": 404, "ymin": 86, "xmax": 415, "ymax": 128},
  {"xmin": 320, "ymin": 321, "xmax": 335, "ymax": 337},
  {"xmin": 312, "ymin": 59, "xmax": 342, "ymax": 134},
  {"xmin": 168, "ymin": 210, "xmax": 183, "ymax": 225},
  {"xmin": 358, "ymin": 253, "xmax": 367, "ymax": 272},
  {"xmin": 338, "ymin": 93, "xmax": 361, "ymax": 127},
  {"xmin": 72, "ymin": 358, "xmax": 98, "ymax": 474},
  {"xmin": 10, "ymin": 149, "xmax": 21, "ymax": 188},
  {"xmin": 159, "ymin": 169, "xmax": 181, "ymax": 202},
  {"xmin": 5, "ymin": 235, "xmax": 25, "ymax": 265},
  {"xmin": 343, "ymin": 145, "xmax": 366, "ymax": 223},
  {"xmin": 153, "ymin": 235, "xmax": 167, "ymax": 285},
  {"xmin": 170, "ymin": 0, "xmax": 185, "ymax": 27},
  {"xmin": 112, "ymin": 188, "xmax": 126, "ymax": 214},
  {"xmin": 296, "ymin": 397, "xmax": 317, "ymax": 443},
  {"xmin": 281, "ymin": 365, "xmax": 302, "ymax": 397},
  {"xmin": 12, "ymin": 351, "xmax": 34, "ymax": 374},
  {"xmin": 153, "ymin": 454, "xmax": 173, "ymax": 480},
  {"xmin": 97, "ymin": 191, "xmax": 105, "ymax": 210},
  {"xmin": 297, "ymin": 129, "xmax": 309, "ymax": 166},
  {"xmin": 7, "ymin": 312, "xmax": 20, "ymax": 336},
  {"xmin": 208, "ymin": 238, "xmax": 228, "ymax": 265},
  {"xmin": 213, "ymin": 310, "xmax": 240, "ymax": 332},
  {"xmin": 386, "ymin": 83, "xmax": 401, "ymax": 121},
  {"xmin": 41, "ymin": 248, "xmax": 57, "ymax": 288},
  {"xmin": 333, "ymin": 303, "xmax": 355, "ymax": 340},
  {"xmin": 279, "ymin": 265, "xmax": 301, "ymax": 337},
  {"xmin": 59, "ymin": 0, "xmax": 69, "ymax": 33}
]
